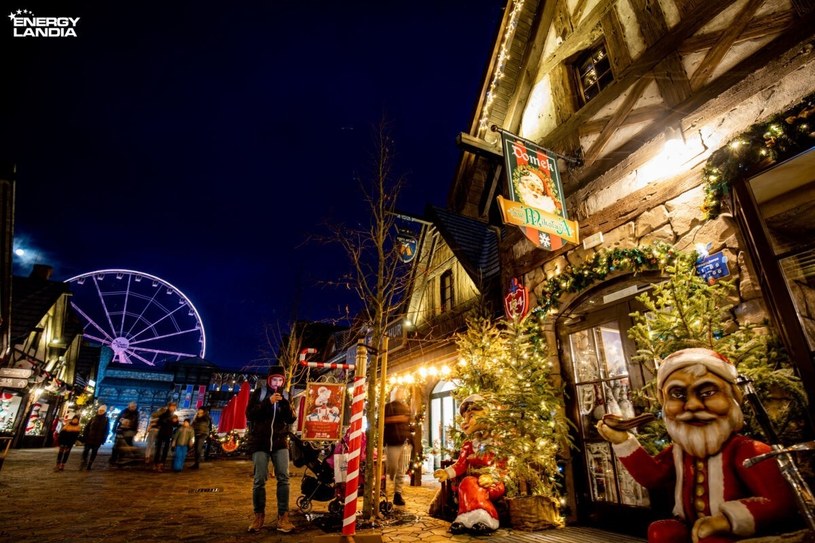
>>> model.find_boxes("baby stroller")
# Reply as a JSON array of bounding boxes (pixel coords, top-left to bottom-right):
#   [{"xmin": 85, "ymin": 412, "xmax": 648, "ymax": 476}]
[{"xmin": 289, "ymin": 432, "xmax": 345, "ymax": 516}]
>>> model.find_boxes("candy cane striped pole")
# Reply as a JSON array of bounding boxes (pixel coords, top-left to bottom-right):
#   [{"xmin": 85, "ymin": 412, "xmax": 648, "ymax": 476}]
[
  {"xmin": 299, "ymin": 347, "xmax": 357, "ymax": 370},
  {"xmin": 341, "ymin": 342, "xmax": 367, "ymax": 535},
  {"xmin": 299, "ymin": 346, "xmax": 364, "ymax": 536}
]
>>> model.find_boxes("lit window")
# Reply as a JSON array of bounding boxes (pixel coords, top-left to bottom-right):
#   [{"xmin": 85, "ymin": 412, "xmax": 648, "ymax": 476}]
[
  {"xmin": 576, "ymin": 43, "xmax": 613, "ymax": 105},
  {"xmin": 440, "ymin": 271, "xmax": 454, "ymax": 313}
]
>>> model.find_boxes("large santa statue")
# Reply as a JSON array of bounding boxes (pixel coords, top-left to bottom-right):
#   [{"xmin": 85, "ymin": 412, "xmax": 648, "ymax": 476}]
[
  {"xmin": 597, "ymin": 347, "xmax": 798, "ymax": 543},
  {"xmin": 434, "ymin": 394, "xmax": 506, "ymax": 535}
]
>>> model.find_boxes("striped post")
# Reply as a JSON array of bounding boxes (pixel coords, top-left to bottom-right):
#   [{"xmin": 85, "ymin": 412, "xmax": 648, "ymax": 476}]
[{"xmin": 299, "ymin": 346, "xmax": 365, "ymax": 536}]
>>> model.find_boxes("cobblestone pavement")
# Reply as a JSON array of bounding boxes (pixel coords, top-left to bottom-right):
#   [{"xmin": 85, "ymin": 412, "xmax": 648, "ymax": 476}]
[{"xmin": 0, "ymin": 446, "xmax": 645, "ymax": 543}]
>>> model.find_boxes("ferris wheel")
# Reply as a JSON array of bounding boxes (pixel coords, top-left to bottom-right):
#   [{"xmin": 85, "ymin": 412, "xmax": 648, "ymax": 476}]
[{"xmin": 65, "ymin": 269, "xmax": 206, "ymax": 367}]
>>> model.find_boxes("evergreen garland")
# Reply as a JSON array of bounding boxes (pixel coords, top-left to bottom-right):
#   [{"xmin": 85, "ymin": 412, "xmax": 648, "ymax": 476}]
[{"xmin": 702, "ymin": 91, "xmax": 815, "ymax": 219}]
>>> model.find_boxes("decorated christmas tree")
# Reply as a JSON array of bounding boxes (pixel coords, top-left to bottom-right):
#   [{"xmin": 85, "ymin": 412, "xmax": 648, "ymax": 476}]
[
  {"xmin": 627, "ymin": 250, "xmax": 807, "ymax": 450},
  {"xmin": 454, "ymin": 309, "xmax": 572, "ymax": 504}
]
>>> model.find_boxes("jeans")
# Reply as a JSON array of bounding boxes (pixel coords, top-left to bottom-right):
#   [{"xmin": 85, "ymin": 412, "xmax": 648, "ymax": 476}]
[
  {"xmin": 82, "ymin": 444, "xmax": 101, "ymax": 466},
  {"xmin": 194, "ymin": 434, "xmax": 207, "ymax": 463},
  {"xmin": 385, "ymin": 442, "xmax": 411, "ymax": 494},
  {"xmin": 56, "ymin": 445, "xmax": 74, "ymax": 465},
  {"xmin": 252, "ymin": 449, "xmax": 290, "ymax": 516},
  {"xmin": 154, "ymin": 437, "xmax": 171, "ymax": 465}
]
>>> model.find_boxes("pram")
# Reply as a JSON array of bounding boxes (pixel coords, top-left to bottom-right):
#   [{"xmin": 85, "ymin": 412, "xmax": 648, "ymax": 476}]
[
  {"xmin": 289, "ymin": 432, "xmax": 345, "ymax": 515},
  {"xmin": 110, "ymin": 432, "xmax": 142, "ymax": 467}
]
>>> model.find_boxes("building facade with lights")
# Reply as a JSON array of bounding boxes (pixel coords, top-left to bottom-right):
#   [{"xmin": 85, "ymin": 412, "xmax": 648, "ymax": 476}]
[
  {"xmin": 385, "ymin": 205, "xmax": 502, "ymax": 481},
  {"xmin": 452, "ymin": 0, "xmax": 815, "ymax": 534}
]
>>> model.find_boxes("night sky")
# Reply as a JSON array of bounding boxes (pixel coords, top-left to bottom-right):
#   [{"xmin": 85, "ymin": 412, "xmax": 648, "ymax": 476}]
[{"xmin": 2, "ymin": 1, "xmax": 505, "ymax": 370}]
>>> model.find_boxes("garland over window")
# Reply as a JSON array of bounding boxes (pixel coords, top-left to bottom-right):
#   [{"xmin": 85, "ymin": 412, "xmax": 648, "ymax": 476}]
[
  {"xmin": 702, "ymin": 92, "xmax": 815, "ymax": 219},
  {"xmin": 533, "ymin": 242, "xmax": 678, "ymax": 316}
]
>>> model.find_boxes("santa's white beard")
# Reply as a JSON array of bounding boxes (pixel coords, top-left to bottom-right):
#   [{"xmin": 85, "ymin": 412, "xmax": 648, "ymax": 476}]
[{"xmin": 664, "ymin": 407, "xmax": 744, "ymax": 458}]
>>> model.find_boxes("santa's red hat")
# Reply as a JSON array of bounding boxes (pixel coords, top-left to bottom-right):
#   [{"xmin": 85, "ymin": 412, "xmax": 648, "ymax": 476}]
[{"xmin": 657, "ymin": 348, "xmax": 738, "ymax": 391}]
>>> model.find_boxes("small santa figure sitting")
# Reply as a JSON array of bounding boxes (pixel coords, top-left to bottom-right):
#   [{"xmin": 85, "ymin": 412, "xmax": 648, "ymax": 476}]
[
  {"xmin": 597, "ymin": 347, "xmax": 798, "ymax": 543},
  {"xmin": 434, "ymin": 394, "xmax": 506, "ymax": 535}
]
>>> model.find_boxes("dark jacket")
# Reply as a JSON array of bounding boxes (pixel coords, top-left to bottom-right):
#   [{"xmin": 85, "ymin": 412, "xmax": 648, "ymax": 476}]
[
  {"xmin": 152, "ymin": 407, "xmax": 177, "ymax": 439},
  {"xmin": 246, "ymin": 386, "xmax": 295, "ymax": 454},
  {"xmin": 192, "ymin": 413, "xmax": 212, "ymax": 436},
  {"xmin": 83, "ymin": 414, "xmax": 110, "ymax": 447},
  {"xmin": 116, "ymin": 407, "xmax": 139, "ymax": 436}
]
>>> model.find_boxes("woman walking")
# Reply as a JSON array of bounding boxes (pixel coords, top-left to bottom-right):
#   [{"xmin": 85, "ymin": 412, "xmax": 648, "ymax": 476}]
[
  {"xmin": 81, "ymin": 406, "xmax": 110, "ymax": 470},
  {"xmin": 55, "ymin": 415, "xmax": 81, "ymax": 471}
]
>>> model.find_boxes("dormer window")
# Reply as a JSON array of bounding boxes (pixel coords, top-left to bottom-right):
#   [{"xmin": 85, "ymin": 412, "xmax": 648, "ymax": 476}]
[{"xmin": 575, "ymin": 42, "xmax": 613, "ymax": 105}]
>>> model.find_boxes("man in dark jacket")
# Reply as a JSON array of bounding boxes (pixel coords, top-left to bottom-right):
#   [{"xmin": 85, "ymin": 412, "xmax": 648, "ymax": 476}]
[
  {"xmin": 151, "ymin": 401, "xmax": 178, "ymax": 472},
  {"xmin": 245, "ymin": 365, "xmax": 296, "ymax": 534},
  {"xmin": 81, "ymin": 405, "xmax": 110, "ymax": 470},
  {"xmin": 109, "ymin": 401, "xmax": 139, "ymax": 465},
  {"xmin": 191, "ymin": 407, "xmax": 212, "ymax": 469}
]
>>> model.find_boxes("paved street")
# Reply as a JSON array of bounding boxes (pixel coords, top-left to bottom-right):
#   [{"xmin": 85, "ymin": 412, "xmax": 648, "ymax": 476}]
[{"xmin": 0, "ymin": 446, "xmax": 645, "ymax": 543}]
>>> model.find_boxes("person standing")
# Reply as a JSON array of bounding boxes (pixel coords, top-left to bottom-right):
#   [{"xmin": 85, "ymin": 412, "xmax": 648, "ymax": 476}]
[
  {"xmin": 150, "ymin": 401, "xmax": 178, "ymax": 472},
  {"xmin": 171, "ymin": 419, "xmax": 194, "ymax": 472},
  {"xmin": 55, "ymin": 415, "xmax": 82, "ymax": 471},
  {"xmin": 110, "ymin": 401, "xmax": 139, "ymax": 465},
  {"xmin": 384, "ymin": 387, "xmax": 413, "ymax": 506},
  {"xmin": 191, "ymin": 407, "xmax": 212, "ymax": 469},
  {"xmin": 80, "ymin": 405, "xmax": 110, "ymax": 470},
  {"xmin": 245, "ymin": 365, "xmax": 296, "ymax": 533}
]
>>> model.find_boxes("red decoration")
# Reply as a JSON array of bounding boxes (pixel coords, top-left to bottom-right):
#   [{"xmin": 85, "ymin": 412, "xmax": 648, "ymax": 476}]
[{"xmin": 504, "ymin": 278, "xmax": 529, "ymax": 319}]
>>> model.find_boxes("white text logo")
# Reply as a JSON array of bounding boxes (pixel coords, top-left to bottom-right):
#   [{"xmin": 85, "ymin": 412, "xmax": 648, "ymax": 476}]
[{"xmin": 9, "ymin": 9, "xmax": 80, "ymax": 38}]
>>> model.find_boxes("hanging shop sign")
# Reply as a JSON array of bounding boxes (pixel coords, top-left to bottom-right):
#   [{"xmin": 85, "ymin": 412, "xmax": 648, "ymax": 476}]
[
  {"xmin": 0, "ymin": 368, "xmax": 33, "ymax": 379},
  {"xmin": 0, "ymin": 377, "xmax": 27, "ymax": 389},
  {"xmin": 696, "ymin": 251, "xmax": 730, "ymax": 284},
  {"xmin": 504, "ymin": 277, "xmax": 530, "ymax": 320},
  {"xmin": 498, "ymin": 132, "xmax": 579, "ymax": 250},
  {"xmin": 396, "ymin": 230, "xmax": 418, "ymax": 263},
  {"xmin": 302, "ymin": 381, "xmax": 345, "ymax": 441}
]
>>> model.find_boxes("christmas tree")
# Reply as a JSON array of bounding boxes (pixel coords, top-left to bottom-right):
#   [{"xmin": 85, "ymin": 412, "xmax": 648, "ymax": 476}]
[
  {"xmin": 627, "ymin": 250, "xmax": 807, "ymax": 449},
  {"xmin": 454, "ymin": 309, "xmax": 572, "ymax": 504}
]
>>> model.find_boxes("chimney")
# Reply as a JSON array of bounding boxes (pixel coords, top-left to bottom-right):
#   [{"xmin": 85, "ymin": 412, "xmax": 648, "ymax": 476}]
[{"xmin": 30, "ymin": 264, "xmax": 53, "ymax": 280}]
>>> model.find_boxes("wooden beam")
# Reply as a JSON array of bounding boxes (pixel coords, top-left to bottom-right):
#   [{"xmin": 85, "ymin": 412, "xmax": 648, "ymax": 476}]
[
  {"xmin": 572, "ymin": 0, "xmax": 590, "ymax": 24},
  {"xmin": 567, "ymin": 15, "xmax": 815, "ymax": 193},
  {"xmin": 689, "ymin": 0, "xmax": 765, "ymax": 90},
  {"xmin": 541, "ymin": 0, "xmax": 739, "ymax": 148},
  {"xmin": 600, "ymin": 5, "xmax": 632, "ymax": 74},
  {"xmin": 583, "ymin": 77, "xmax": 652, "ymax": 165},
  {"xmin": 579, "ymin": 104, "xmax": 667, "ymax": 135},
  {"xmin": 534, "ymin": 0, "xmax": 618, "ymax": 83},
  {"xmin": 630, "ymin": 0, "xmax": 691, "ymax": 106},
  {"xmin": 679, "ymin": 11, "xmax": 794, "ymax": 54}
]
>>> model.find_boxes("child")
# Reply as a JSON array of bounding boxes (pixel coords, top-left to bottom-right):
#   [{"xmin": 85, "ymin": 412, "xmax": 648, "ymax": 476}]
[{"xmin": 171, "ymin": 418, "xmax": 194, "ymax": 472}]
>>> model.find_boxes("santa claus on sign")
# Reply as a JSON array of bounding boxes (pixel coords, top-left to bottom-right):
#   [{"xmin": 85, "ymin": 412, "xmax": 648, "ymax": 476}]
[
  {"xmin": 434, "ymin": 394, "xmax": 506, "ymax": 535},
  {"xmin": 597, "ymin": 348, "xmax": 798, "ymax": 543}
]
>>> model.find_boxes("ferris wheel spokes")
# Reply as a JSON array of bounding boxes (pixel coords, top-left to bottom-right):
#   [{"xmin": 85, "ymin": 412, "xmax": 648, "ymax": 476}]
[
  {"xmin": 127, "ymin": 302, "xmax": 189, "ymax": 344},
  {"xmin": 92, "ymin": 275, "xmax": 118, "ymax": 338},
  {"xmin": 128, "ymin": 327, "xmax": 202, "ymax": 346},
  {"xmin": 70, "ymin": 302, "xmax": 115, "ymax": 343}
]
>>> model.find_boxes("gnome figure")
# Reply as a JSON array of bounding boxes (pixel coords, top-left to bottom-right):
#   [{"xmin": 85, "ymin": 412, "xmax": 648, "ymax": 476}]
[
  {"xmin": 597, "ymin": 348, "xmax": 798, "ymax": 543},
  {"xmin": 434, "ymin": 394, "xmax": 506, "ymax": 535}
]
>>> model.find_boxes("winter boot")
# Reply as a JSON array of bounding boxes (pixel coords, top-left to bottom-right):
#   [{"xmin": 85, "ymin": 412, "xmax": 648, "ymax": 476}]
[
  {"xmin": 276, "ymin": 512, "xmax": 294, "ymax": 533},
  {"xmin": 247, "ymin": 512, "xmax": 264, "ymax": 533}
]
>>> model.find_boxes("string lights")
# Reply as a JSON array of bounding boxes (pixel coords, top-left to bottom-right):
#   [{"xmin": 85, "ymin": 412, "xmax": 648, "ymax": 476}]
[{"xmin": 477, "ymin": 0, "xmax": 527, "ymax": 138}]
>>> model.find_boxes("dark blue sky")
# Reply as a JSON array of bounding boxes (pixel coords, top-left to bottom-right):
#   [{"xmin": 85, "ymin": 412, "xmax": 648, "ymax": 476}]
[{"xmin": 2, "ymin": 1, "xmax": 505, "ymax": 370}]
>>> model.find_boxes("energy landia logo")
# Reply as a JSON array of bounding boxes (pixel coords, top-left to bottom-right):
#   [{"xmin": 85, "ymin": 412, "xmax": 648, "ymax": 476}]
[{"xmin": 8, "ymin": 8, "xmax": 80, "ymax": 38}]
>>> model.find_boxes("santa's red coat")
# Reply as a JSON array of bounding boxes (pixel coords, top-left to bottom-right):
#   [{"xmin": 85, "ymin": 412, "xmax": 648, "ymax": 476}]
[
  {"xmin": 444, "ymin": 438, "xmax": 506, "ymax": 522},
  {"xmin": 613, "ymin": 434, "xmax": 797, "ymax": 540}
]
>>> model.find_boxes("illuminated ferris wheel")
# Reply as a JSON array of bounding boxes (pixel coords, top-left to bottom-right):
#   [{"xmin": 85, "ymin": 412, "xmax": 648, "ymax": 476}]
[{"xmin": 65, "ymin": 269, "xmax": 206, "ymax": 367}]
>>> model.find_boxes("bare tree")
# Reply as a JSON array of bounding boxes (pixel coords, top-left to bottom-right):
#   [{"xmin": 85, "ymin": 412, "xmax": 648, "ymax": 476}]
[{"xmin": 322, "ymin": 119, "xmax": 412, "ymax": 518}]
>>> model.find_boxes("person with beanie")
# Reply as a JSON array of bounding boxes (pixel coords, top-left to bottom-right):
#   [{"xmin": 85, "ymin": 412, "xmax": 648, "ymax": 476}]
[
  {"xmin": 245, "ymin": 364, "xmax": 296, "ymax": 533},
  {"xmin": 80, "ymin": 405, "xmax": 110, "ymax": 470}
]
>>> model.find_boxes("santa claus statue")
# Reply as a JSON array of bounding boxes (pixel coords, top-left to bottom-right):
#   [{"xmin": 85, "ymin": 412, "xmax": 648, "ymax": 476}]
[
  {"xmin": 597, "ymin": 347, "xmax": 797, "ymax": 543},
  {"xmin": 434, "ymin": 394, "xmax": 506, "ymax": 535}
]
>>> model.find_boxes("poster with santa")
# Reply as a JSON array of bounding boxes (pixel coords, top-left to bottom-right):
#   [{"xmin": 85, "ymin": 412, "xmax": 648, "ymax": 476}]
[{"xmin": 302, "ymin": 382, "xmax": 345, "ymax": 441}]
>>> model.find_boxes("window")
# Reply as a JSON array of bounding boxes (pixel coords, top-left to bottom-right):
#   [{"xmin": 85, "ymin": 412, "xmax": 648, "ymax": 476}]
[
  {"xmin": 575, "ymin": 42, "xmax": 613, "ymax": 105},
  {"xmin": 440, "ymin": 270, "xmax": 454, "ymax": 313}
]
